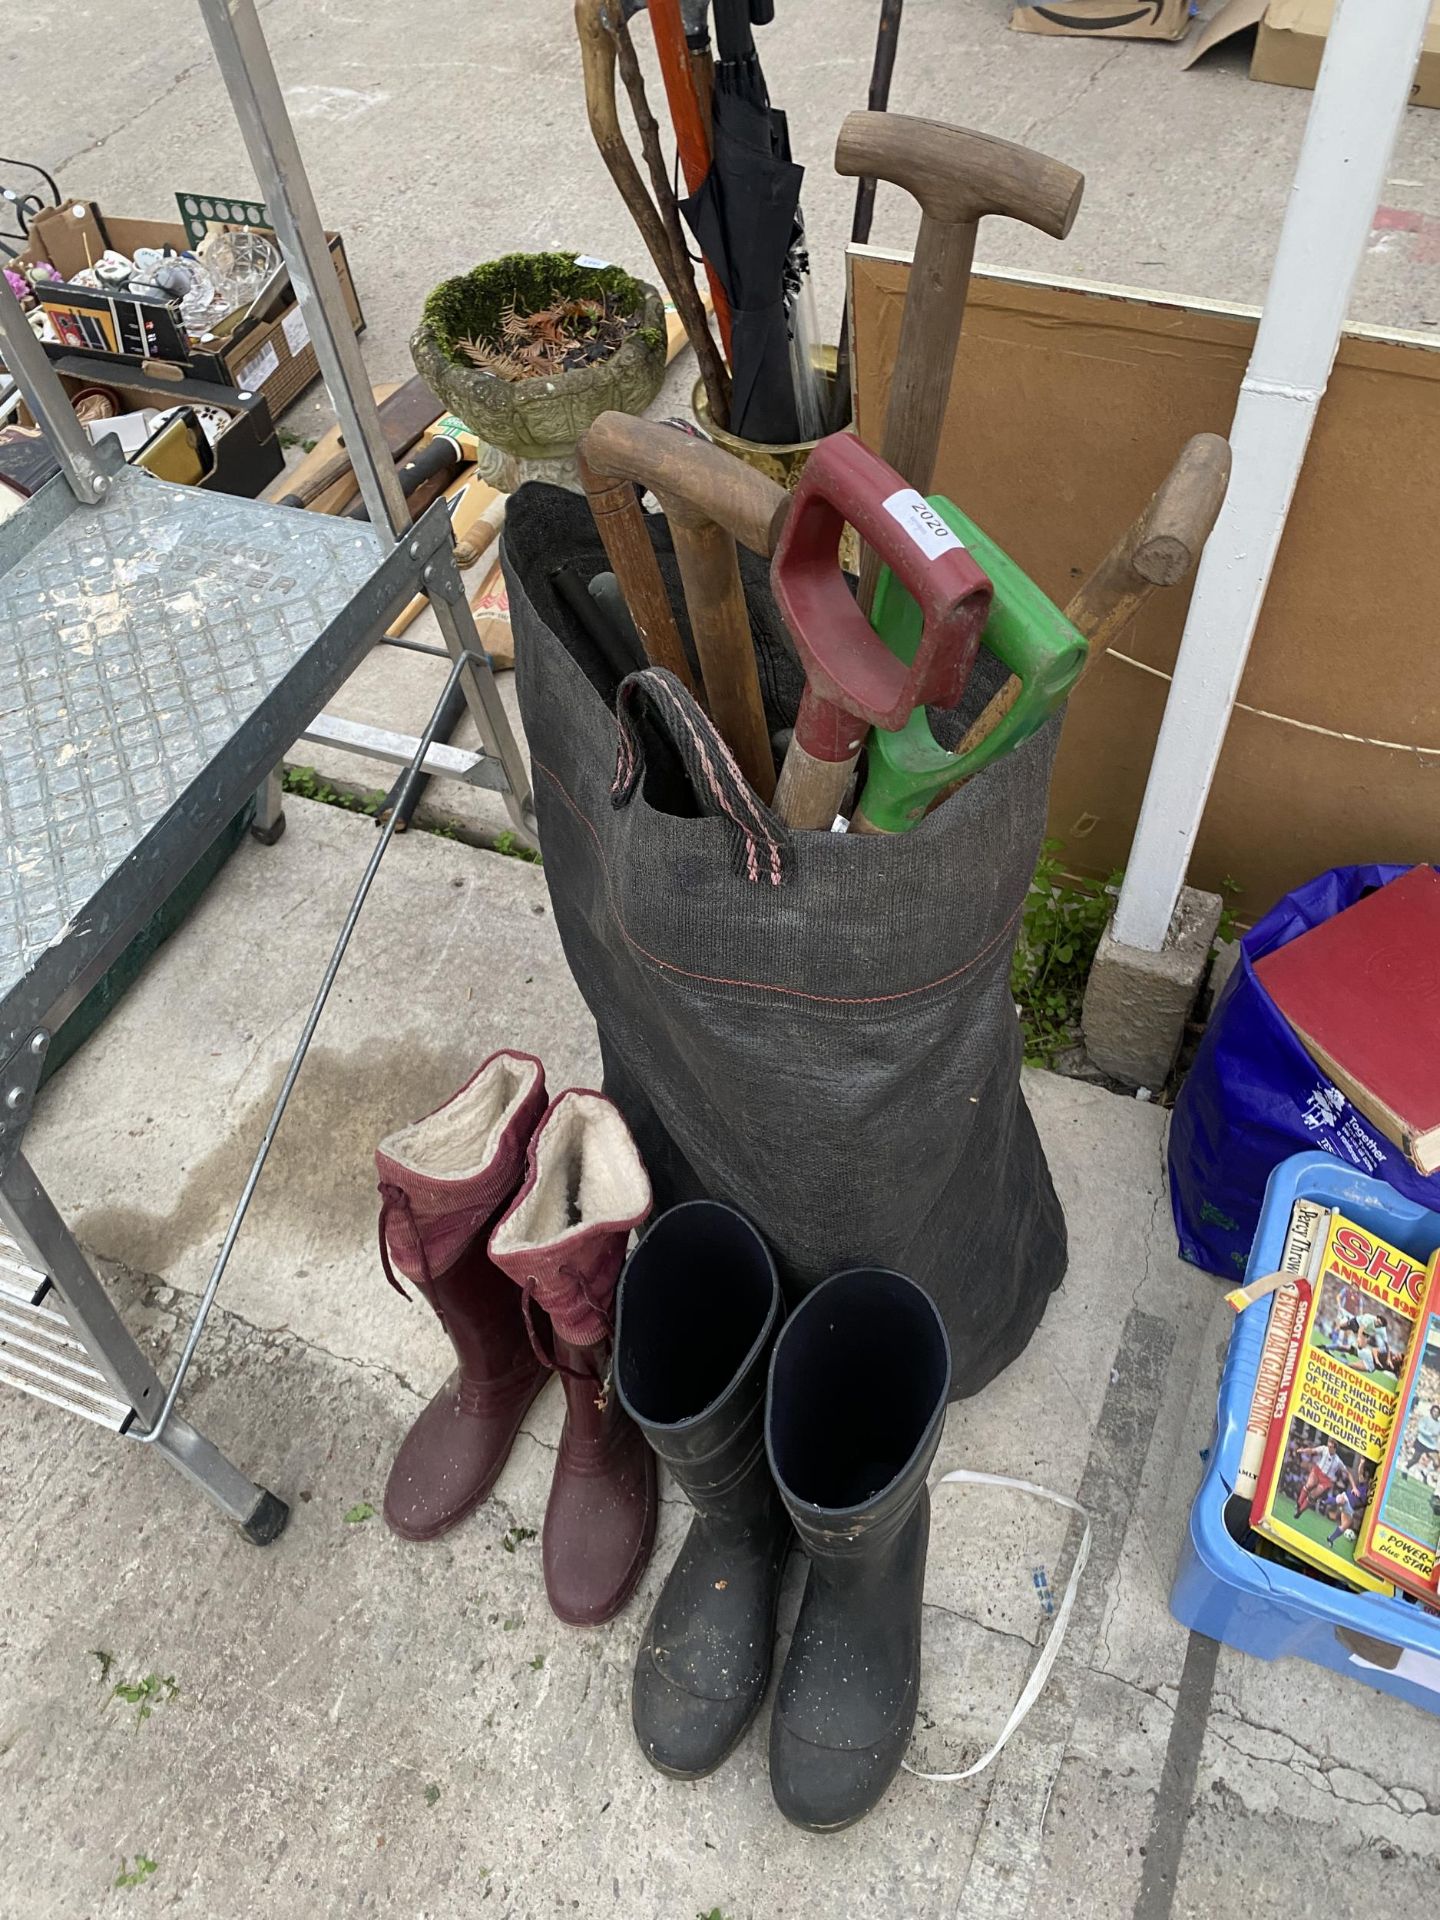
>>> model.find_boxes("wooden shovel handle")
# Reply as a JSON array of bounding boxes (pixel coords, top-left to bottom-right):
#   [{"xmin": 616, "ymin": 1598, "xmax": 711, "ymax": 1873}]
[
  {"xmin": 583, "ymin": 412, "xmax": 791, "ymax": 558},
  {"xmin": 773, "ymin": 743, "xmax": 854, "ymax": 832},
  {"xmin": 955, "ymin": 432, "xmax": 1233, "ymax": 761},
  {"xmin": 578, "ymin": 448, "xmax": 697, "ymax": 696},
  {"xmin": 834, "ymin": 111, "xmax": 1083, "ymax": 237},
  {"xmin": 670, "ymin": 518, "xmax": 777, "ymax": 804}
]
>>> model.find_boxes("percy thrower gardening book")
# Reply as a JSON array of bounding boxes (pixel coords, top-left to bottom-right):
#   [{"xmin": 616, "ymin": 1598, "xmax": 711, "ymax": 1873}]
[
  {"xmin": 1357, "ymin": 1252, "xmax": 1440, "ymax": 1599},
  {"xmin": 1251, "ymin": 1212, "xmax": 1428, "ymax": 1592}
]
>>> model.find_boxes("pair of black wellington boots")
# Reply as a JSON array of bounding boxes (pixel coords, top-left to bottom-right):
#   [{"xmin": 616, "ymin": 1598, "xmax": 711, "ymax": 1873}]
[{"xmin": 614, "ymin": 1201, "xmax": 951, "ymax": 1832}]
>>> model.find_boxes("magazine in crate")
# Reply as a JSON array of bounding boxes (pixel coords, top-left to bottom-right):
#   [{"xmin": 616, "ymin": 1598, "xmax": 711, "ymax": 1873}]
[
  {"xmin": 1357, "ymin": 1251, "xmax": 1440, "ymax": 1599},
  {"xmin": 1251, "ymin": 1212, "xmax": 1428, "ymax": 1592}
]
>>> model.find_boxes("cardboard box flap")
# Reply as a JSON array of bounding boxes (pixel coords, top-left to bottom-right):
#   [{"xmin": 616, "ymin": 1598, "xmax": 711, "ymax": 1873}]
[
  {"xmin": 1187, "ymin": 0, "xmax": 1440, "ymax": 69},
  {"xmin": 1264, "ymin": 0, "xmax": 1440, "ymax": 47},
  {"xmin": 1181, "ymin": 0, "xmax": 1266, "ymax": 67}
]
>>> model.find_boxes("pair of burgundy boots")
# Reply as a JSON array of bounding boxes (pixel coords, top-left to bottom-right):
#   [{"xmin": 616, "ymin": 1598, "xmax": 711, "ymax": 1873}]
[{"xmin": 375, "ymin": 1050, "xmax": 655, "ymax": 1624}]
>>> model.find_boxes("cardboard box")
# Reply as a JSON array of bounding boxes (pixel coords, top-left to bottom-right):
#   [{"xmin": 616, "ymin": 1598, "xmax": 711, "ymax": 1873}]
[
  {"xmin": 1010, "ymin": 0, "xmax": 1192, "ymax": 41},
  {"xmin": 21, "ymin": 354, "xmax": 284, "ymax": 498},
  {"xmin": 849, "ymin": 245, "xmax": 1440, "ymax": 923},
  {"xmin": 1186, "ymin": 0, "xmax": 1440, "ymax": 108},
  {"xmin": 18, "ymin": 201, "xmax": 364, "ymax": 417}
]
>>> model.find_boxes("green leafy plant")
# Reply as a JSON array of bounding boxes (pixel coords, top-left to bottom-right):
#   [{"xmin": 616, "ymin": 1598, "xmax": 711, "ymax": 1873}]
[
  {"xmin": 283, "ymin": 765, "xmax": 384, "ymax": 819},
  {"xmin": 1216, "ymin": 874, "xmax": 1244, "ymax": 946},
  {"xmin": 109, "ymin": 1674, "xmax": 179, "ymax": 1729},
  {"xmin": 1009, "ymin": 841, "xmax": 1120, "ymax": 1070},
  {"xmin": 344, "ymin": 1501, "xmax": 376, "ymax": 1525},
  {"xmin": 502, "ymin": 1615, "xmax": 522, "ymax": 1632},
  {"xmin": 114, "ymin": 1856, "xmax": 158, "ymax": 1890},
  {"xmin": 529, "ymin": 1654, "xmax": 546, "ymax": 1671},
  {"xmin": 493, "ymin": 829, "xmax": 542, "ymax": 866},
  {"xmin": 501, "ymin": 1525, "xmax": 537, "ymax": 1554}
]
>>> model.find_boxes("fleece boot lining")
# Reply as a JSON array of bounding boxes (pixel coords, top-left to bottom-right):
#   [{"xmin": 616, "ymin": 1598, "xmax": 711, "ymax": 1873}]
[
  {"xmin": 379, "ymin": 1054, "xmax": 540, "ymax": 1181},
  {"xmin": 491, "ymin": 1093, "xmax": 649, "ymax": 1253}
]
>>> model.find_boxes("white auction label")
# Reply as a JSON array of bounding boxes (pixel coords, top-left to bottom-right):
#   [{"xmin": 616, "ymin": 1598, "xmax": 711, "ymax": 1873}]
[
  {"xmin": 881, "ymin": 488, "xmax": 965, "ymax": 562},
  {"xmin": 282, "ymin": 305, "xmax": 310, "ymax": 356},
  {"xmin": 237, "ymin": 340, "xmax": 281, "ymax": 391}
]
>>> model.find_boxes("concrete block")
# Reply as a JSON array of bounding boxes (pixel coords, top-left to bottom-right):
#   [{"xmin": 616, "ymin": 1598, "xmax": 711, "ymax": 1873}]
[{"xmin": 1082, "ymin": 886, "xmax": 1224, "ymax": 1089}]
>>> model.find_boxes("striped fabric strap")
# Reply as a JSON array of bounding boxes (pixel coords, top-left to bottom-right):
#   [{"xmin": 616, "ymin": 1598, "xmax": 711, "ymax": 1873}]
[{"xmin": 611, "ymin": 667, "xmax": 794, "ymax": 888}]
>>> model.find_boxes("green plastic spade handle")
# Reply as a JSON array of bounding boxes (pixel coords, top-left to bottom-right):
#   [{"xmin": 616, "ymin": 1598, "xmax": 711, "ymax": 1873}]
[{"xmin": 857, "ymin": 499, "xmax": 1085, "ymax": 834}]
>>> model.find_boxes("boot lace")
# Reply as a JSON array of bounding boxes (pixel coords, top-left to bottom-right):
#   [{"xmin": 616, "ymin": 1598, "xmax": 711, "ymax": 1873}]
[
  {"xmin": 376, "ymin": 1182, "xmax": 432, "ymax": 1301},
  {"xmin": 520, "ymin": 1266, "xmax": 615, "ymax": 1411}
]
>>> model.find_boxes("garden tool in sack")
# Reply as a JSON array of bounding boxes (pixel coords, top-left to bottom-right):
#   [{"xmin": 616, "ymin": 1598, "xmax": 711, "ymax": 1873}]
[
  {"xmin": 502, "ymin": 458, "xmax": 1067, "ymax": 1395},
  {"xmin": 852, "ymin": 433, "xmax": 1232, "ymax": 834}
]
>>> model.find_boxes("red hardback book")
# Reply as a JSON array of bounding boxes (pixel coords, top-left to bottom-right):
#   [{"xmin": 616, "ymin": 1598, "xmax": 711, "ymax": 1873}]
[{"xmin": 1255, "ymin": 866, "xmax": 1440, "ymax": 1176}]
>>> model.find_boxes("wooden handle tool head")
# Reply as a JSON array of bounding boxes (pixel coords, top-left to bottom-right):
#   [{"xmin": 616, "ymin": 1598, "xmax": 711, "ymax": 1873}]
[
  {"xmin": 1063, "ymin": 431, "xmax": 1231, "ymax": 656},
  {"xmin": 834, "ymin": 111, "xmax": 1083, "ymax": 238},
  {"xmin": 582, "ymin": 411, "xmax": 790, "ymax": 557}
]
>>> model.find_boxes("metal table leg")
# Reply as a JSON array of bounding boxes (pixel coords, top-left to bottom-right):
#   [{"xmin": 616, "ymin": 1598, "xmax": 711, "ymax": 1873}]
[
  {"xmin": 0, "ymin": 1154, "xmax": 287, "ymax": 1543},
  {"xmin": 252, "ymin": 768, "xmax": 287, "ymax": 846},
  {"xmin": 425, "ymin": 549, "xmax": 538, "ymax": 839}
]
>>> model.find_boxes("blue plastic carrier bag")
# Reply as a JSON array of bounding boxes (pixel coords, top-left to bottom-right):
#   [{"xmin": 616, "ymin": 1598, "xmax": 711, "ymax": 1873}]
[{"xmin": 1169, "ymin": 863, "xmax": 1440, "ymax": 1277}]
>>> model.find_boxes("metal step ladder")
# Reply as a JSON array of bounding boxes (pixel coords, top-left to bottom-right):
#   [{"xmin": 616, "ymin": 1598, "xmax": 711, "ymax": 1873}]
[{"xmin": 0, "ymin": 0, "xmax": 534, "ymax": 1543}]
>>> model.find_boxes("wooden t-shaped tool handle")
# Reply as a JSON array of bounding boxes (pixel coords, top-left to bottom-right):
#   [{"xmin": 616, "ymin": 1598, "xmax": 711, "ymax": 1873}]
[
  {"xmin": 836, "ymin": 111, "xmax": 1084, "ymax": 604},
  {"xmin": 580, "ymin": 413, "xmax": 791, "ymax": 802},
  {"xmin": 954, "ymin": 433, "xmax": 1234, "ymax": 767}
]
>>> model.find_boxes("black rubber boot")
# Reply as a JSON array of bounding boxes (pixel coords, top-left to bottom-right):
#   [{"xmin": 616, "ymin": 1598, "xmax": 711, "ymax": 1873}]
[
  {"xmin": 766, "ymin": 1268, "xmax": 951, "ymax": 1832},
  {"xmin": 615, "ymin": 1201, "xmax": 791, "ymax": 1779}
]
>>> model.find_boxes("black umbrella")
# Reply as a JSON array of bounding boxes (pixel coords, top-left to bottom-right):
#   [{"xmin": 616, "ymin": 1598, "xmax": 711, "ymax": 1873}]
[{"xmin": 679, "ymin": 0, "xmax": 810, "ymax": 444}]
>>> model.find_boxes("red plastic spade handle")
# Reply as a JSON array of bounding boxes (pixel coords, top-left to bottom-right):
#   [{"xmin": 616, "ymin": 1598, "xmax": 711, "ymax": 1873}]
[{"xmin": 770, "ymin": 433, "xmax": 993, "ymax": 758}]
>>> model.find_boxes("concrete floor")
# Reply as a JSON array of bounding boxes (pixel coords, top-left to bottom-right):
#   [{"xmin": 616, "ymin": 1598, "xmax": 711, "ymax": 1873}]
[
  {"xmin": 6, "ymin": 3, "xmax": 1440, "ymax": 1916},
  {"xmin": 9, "ymin": 801, "xmax": 1440, "ymax": 1920}
]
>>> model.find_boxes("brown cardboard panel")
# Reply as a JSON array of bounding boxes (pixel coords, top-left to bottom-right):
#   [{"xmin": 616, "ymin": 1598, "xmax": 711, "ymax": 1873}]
[
  {"xmin": 1255, "ymin": 0, "xmax": 1440, "ymax": 107},
  {"xmin": 851, "ymin": 251, "xmax": 1440, "ymax": 920},
  {"xmin": 1187, "ymin": 0, "xmax": 1440, "ymax": 106},
  {"xmin": 1010, "ymin": 0, "xmax": 1190, "ymax": 38}
]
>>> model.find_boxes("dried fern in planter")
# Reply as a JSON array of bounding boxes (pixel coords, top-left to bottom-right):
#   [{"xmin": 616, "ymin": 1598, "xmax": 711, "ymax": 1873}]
[
  {"xmin": 412, "ymin": 252, "xmax": 667, "ymax": 464},
  {"xmin": 457, "ymin": 292, "xmax": 641, "ymax": 383}
]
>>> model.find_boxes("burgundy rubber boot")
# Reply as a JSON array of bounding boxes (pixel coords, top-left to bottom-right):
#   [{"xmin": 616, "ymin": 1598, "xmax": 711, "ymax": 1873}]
[
  {"xmin": 490, "ymin": 1089, "xmax": 656, "ymax": 1625},
  {"xmin": 375, "ymin": 1051, "xmax": 549, "ymax": 1542}
]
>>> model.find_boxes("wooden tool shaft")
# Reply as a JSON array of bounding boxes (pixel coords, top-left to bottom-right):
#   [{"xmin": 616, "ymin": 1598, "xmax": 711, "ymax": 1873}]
[
  {"xmin": 955, "ymin": 432, "xmax": 1232, "ymax": 762},
  {"xmin": 850, "ymin": 434, "xmax": 1230, "ymax": 837},
  {"xmin": 583, "ymin": 412, "xmax": 789, "ymax": 559},
  {"xmin": 834, "ymin": 111, "xmax": 1083, "ymax": 235},
  {"xmin": 772, "ymin": 741, "xmax": 855, "ymax": 832},
  {"xmin": 579, "ymin": 452, "xmax": 696, "ymax": 694},
  {"xmin": 575, "ymin": 0, "xmax": 729, "ymax": 423},
  {"xmin": 669, "ymin": 518, "xmax": 776, "ymax": 803},
  {"xmin": 612, "ymin": 12, "xmax": 732, "ymax": 418},
  {"xmin": 856, "ymin": 214, "xmax": 977, "ymax": 609},
  {"xmin": 839, "ymin": 111, "xmax": 1084, "ymax": 606}
]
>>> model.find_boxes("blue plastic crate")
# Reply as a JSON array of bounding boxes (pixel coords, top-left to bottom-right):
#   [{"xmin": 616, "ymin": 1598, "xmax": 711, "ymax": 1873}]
[{"xmin": 1171, "ymin": 1151, "xmax": 1440, "ymax": 1711}]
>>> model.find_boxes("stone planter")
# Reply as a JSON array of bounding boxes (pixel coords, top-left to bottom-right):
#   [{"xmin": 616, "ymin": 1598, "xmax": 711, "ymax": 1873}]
[{"xmin": 410, "ymin": 252, "xmax": 666, "ymax": 488}]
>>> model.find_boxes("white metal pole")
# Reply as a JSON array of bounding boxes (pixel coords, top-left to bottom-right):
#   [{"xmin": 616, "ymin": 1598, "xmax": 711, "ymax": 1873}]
[{"xmin": 1111, "ymin": 0, "xmax": 1431, "ymax": 954}]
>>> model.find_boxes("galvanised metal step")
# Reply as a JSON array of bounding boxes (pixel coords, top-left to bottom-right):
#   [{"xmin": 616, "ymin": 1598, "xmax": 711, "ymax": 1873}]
[{"xmin": 0, "ymin": 1256, "xmax": 133, "ymax": 1431}]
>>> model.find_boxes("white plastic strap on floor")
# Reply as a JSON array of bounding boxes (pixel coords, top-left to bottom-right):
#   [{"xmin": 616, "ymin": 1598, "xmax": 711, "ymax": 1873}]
[{"xmin": 906, "ymin": 1468, "xmax": 1093, "ymax": 1784}]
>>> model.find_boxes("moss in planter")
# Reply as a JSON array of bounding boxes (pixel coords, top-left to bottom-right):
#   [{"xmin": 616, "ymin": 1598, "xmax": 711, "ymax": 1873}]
[{"xmin": 422, "ymin": 251, "xmax": 660, "ymax": 369}]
